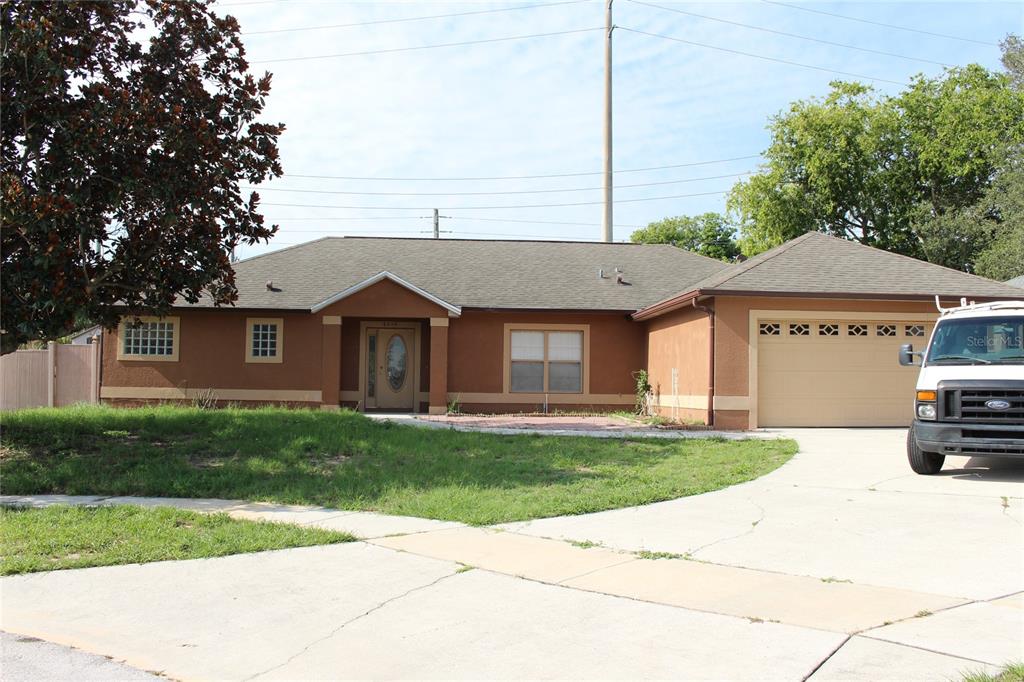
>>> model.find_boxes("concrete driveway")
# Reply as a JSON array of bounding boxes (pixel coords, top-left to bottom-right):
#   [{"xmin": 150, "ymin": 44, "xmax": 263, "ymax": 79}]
[{"xmin": 2, "ymin": 428, "xmax": 1022, "ymax": 680}]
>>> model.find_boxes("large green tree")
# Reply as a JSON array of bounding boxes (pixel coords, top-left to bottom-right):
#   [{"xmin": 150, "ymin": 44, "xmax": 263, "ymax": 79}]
[
  {"xmin": 630, "ymin": 212, "xmax": 740, "ymax": 261},
  {"xmin": 728, "ymin": 47, "xmax": 1024, "ymax": 271},
  {"xmin": 1, "ymin": 1, "xmax": 284, "ymax": 354}
]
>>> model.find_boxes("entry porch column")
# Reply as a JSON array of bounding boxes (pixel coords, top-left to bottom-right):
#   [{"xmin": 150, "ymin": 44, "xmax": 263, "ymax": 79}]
[
  {"xmin": 428, "ymin": 317, "xmax": 449, "ymax": 415},
  {"xmin": 321, "ymin": 315, "xmax": 342, "ymax": 409}
]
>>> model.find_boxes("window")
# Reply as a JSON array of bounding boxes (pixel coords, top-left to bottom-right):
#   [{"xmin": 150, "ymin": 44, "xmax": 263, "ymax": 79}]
[
  {"xmin": 905, "ymin": 324, "xmax": 926, "ymax": 337},
  {"xmin": 876, "ymin": 324, "xmax": 896, "ymax": 337},
  {"xmin": 789, "ymin": 323, "xmax": 810, "ymax": 336},
  {"xmin": 848, "ymin": 324, "xmax": 868, "ymax": 337},
  {"xmin": 759, "ymin": 322, "xmax": 781, "ymax": 336},
  {"xmin": 818, "ymin": 323, "xmax": 840, "ymax": 336},
  {"xmin": 509, "ymin": 329, "xmax": 584, "ymax": 393},
  {"xmin": 117, "ymin": 317, "xmax": 179, "ymax": 361},
  {"xmin": 246, "ymin": 318, "xmax": 284, "ymax": 363}
]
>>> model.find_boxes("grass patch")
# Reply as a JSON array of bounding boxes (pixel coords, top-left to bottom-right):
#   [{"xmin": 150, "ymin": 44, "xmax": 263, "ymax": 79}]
[
  {"xmin": 0, "ymin": 504, "xmax": 354, "ymax": 575},
  {"xmin": 962, "ymin": 662, "xmax": 1024, "ymax": 682},
  {"xmin": 636, "ymin": 550, "xmax": 686, "ymax": 560},
  {"xmin": 0, "ymin": 405, "xmax": 797, "ymax": 525}
]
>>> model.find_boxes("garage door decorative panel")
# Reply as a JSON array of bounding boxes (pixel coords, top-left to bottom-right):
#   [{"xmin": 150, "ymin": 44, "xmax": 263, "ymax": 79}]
[{"xmin": 757, "ymin": 318, "xmax": 933, "ymax": 427}]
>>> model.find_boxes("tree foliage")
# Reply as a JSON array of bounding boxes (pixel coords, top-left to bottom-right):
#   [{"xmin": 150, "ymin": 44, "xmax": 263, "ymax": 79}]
[
  {"xmin": 629, "ymin": 212, "xmax": 740, "ymax": 261},
  {"xmin": 1, "ymin": 1, "xmax": 284, "ymax": 354},
  {"xmin": 728, "ymin": 45, "xmax": 1024, "ymax": 274}
]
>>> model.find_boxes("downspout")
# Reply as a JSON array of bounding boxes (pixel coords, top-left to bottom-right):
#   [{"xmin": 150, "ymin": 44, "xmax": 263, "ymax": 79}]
[{"xmin": 692, "ymin": 299, "xmax": 715, "ymax": 428}]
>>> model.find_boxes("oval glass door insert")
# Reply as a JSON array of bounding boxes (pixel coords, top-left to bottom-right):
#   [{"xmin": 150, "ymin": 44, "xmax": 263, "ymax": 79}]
[{"xmin": 385, "ymin": 335, "xmax": 407, "ymax": 391}]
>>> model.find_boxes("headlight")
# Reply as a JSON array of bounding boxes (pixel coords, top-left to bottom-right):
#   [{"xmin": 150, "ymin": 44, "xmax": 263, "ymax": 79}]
[{"xmin": 917, "ymin": 402, "xmax": 937, "ymax": 420}]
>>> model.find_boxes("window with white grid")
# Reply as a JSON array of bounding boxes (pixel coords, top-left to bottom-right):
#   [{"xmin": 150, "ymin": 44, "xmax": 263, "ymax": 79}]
[
  {"xmin": 246, "ymin": 318, "xmax": 284, "ymax": 363},
  {"xmin": 251, "ymin": 323, "xmax": 278, "ymax": 357},
  {"xmin": 121, "ymin": 320, "xmax": 176, "ymax": 358}
]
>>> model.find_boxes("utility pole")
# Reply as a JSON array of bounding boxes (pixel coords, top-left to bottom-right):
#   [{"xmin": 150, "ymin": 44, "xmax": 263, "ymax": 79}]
[
  {"xmin": 602, "ymin": 0, "xmax": 614, "ymax": 243},
  {"xmin": 433, "ymin": 208, "xmax": 440, "ymax": 239}
]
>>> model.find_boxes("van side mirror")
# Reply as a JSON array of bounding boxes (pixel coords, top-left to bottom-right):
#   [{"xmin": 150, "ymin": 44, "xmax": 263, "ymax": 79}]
[{"xmin": 898, "ymin": 343, "xmax": 919, "ymax": 366}]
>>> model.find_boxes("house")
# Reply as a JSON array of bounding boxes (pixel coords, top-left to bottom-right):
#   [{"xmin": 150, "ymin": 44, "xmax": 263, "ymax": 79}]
[
  {"xmin": 1007, "ymin": 274, "xmax": 1024, "ymax": 289},
  {"xmin": 69, "ymin": 325, "xmax": 102, "ymax": 345},
  {"xmin": 100, "ymin": 232, "xmax": 1022, "ymax": 429}
]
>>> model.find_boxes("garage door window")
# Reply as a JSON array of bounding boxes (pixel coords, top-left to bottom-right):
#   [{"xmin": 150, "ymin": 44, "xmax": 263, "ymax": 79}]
[
  {"xmin": 759, "ymin": 322, "xmax": 781, "ymax": 336},
  {"xmin": 789, "ymin": 323, "xmax": 810, "ymax": 336},
  {"xmin": 876, "ymin": 324, "xmax": 896, "ymax": 337},
  {"xmin": 848, "ymin": 324, "xmax": 868, "ymax": 337},
  {"xmin": 818, "ymin": 323, "xmax": 840, "ymax": 336},
  {"xmin": 905, "ymin": 325, "xmax": 925, "ymax": 337}
]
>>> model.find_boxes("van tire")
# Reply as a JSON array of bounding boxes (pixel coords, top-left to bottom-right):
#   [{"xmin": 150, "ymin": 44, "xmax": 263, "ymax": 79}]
[{"xmin": 907, "ymin": 425, "xmax": 944, "ymax": 475}]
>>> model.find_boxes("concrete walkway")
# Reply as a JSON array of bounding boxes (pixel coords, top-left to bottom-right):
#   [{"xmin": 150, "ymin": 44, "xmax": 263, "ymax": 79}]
[{"xmin": 2, "ymin": 428, "xmax": 1022, "ymax": 679}]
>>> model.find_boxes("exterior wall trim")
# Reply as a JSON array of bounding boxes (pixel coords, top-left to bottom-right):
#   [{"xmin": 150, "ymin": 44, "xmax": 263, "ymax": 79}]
[
  {"xmin": 651, "ymin": 393, "xmax": 707, "ymax": 410},
  {"xmin": 322, "ymin": 315, "xmax": 342, "ymax": 326},
  {"xmin": 100, "ymin": 386, "xmax": 322, "ymax": 402},
  {"xmin": 447, "ymin": 392, "xmax": 632, "ymax": 405},
  {"xmin": 746, "ymin": 308, "xmax": 938, "ymax": 429},
  {"xmin": 310, "ymin": 271, "xmax": 462, "ymax": 317}
]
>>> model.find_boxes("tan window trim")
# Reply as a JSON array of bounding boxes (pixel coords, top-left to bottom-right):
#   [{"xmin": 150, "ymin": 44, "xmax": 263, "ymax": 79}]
[
  {"xmin": 503, "ymin": 323, "xmax": 590, "ymax": 395},
  {"xmin": 116, "ymin": 316, "xmax": 180, "ymax": 362},
  {"xmin": 246, "ymin": 317, "xmax": 284, "ymax": 364}
]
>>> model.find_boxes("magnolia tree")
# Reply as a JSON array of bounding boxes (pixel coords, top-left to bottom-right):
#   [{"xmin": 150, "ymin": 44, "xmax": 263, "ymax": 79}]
[{"xmin": 0, "ymin": 0, "xmax": 284, "ymax": 354}]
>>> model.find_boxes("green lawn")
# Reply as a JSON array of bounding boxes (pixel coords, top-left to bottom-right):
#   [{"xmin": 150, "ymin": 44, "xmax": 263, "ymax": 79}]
[
  {"xmin": 0, "ymin": 504, "xmax": 354, "ymax": 575},
  {"xmin": 963, "ymin": 663, "xmax": 1024, "ymax": 682},
  {"xmin": 0, "ymin": 405, "xmax": 797, "ymax": 525}
]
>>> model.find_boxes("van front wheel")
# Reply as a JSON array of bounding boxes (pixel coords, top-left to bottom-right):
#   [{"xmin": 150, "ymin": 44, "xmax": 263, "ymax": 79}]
[{"xmin": 907, "ymin": 425, "xmax": 944, "ymax": 475}]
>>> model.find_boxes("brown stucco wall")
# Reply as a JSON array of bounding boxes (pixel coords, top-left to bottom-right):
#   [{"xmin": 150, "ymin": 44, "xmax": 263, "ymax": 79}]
[
  {"xmin": 645, "ymin": 305, "xmax": 710, "ymax": 422},
  {"xmin": 711, "ymin": 295, "xmax": 943, "ymax": 427},
  {"xmin": 447, "ymin": 310, "xmax": 646, "ymax": 398},
  {"xmin": 101, "ymin": 308, "xmax": 323, "ymax": 392}
]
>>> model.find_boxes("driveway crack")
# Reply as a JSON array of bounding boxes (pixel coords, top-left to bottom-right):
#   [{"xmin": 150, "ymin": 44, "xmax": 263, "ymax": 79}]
[
  {"xmin": 242, "ymin": 571, "xmax": 460, "ymax": 680},
  {"xmin": 687, "ymin": 499, "xmax": 766, "ymax": 558},
  {"xmin": 802, "ymin": 634, "xmax": 850, "ymax": 681}
]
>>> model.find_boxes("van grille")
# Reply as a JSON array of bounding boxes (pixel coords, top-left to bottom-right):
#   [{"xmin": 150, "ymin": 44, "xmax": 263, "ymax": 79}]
[{"xmin": 942, "ymin": 388, "xmax": 1024, "ymax": 423}]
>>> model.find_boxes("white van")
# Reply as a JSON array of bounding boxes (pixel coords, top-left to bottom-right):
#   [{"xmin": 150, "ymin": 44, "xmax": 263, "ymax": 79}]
[{"xmin": 898, "ymin": 300, "xmax": 1024, "ymax": 474}]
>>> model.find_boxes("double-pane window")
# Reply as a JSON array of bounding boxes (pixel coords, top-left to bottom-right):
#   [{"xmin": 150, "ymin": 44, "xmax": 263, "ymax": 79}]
[{"xmin": 510, "ymin": 330, "xmax": 583, "ymax": 393}]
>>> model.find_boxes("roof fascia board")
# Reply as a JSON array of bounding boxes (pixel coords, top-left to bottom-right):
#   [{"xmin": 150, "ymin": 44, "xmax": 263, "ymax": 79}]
[
  {"xmin": 309, "ymin": 271, "xmax": 462, "ymax": 316},
  {"xmin": 699, "ymin": 289, "xmax": 1020, "ymax": 302},
  {"xmin": 631, "ymin": 290, "xmax": 702, "ymax": 321}
]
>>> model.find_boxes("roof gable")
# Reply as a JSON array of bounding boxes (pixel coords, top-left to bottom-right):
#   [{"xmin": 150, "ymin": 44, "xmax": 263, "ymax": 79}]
[{"xmin": 311, "ymin": 271, "xmax": 461, "ymax": 316}]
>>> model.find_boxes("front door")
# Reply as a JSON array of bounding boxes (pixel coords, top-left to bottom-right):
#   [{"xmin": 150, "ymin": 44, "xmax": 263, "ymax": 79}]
[{"xmin": 372, "ymin": 328, "xmax": 415, "ymax": 410}]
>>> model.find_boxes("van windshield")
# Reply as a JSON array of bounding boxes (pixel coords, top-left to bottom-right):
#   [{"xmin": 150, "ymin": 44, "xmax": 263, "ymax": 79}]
[{"xmin": 926, "ymin": 316, "xmax": 1024, "ymax": 366}]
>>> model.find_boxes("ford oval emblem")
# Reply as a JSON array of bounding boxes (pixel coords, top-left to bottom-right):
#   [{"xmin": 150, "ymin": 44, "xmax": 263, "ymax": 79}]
[{"xmin": 985, "ymin": 399, "xmax": 1011, "ymax": 411}]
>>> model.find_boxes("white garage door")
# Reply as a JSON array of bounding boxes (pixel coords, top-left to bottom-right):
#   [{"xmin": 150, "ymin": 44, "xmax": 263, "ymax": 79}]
[{"xmin": 756, "ymin": 318, "xmax": 934, "ymax": 427}]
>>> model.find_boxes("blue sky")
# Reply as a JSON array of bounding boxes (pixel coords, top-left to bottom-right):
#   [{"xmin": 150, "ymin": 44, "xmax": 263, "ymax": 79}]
[{"xmin": 216, "ymin": 0, "xmax": 1022, "ymax": 259}]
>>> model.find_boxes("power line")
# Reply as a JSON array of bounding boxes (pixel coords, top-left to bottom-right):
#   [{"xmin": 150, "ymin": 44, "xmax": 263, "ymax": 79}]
[
  {"xmin": 262, "ymin": 188, "xmax": 730, "ymax": 211},
  {"xmin": 268, "ymin": 218, "xmax": 643, "ymax": 231},
  {"xmin": 261, "ymin": 215, "xmax": 646, "ymax": 228},
  {"xmin": 282, "ymin": 154, "xmax": 760, "ymax": 181},
  {"xmin": 242, "ymin": 1, "xmax": 588, "ymax": 35},
  {"xmin": 619, "ymin": 27, "xmax": 907, "ymax": 86},
  {"xmin": 243, "ymin": 171, "xmax": 749, "ymax": 197},
  {"xmin": 249, "ymin": 27, "xmax": 602, "ymax": 64},
  {"xmin": 627, "ymin": 0, "xmax": 952, "ymax": 68},
  {"xmin": 760, "ymin": 0, "xmax": 998, "ymax": 47}
]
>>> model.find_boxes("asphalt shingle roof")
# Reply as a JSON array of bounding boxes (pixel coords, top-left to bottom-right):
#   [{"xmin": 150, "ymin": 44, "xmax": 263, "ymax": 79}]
[
  {"xmin": 185, "ymin": 237, "xmax": 732, "ymax": 312},
  {"xmin": 1007, "ymin": 274, "xmax": 1024, "ymax": 289},
  {"xmin": 680, "ymin": 232, "xmax": 1024, "ymax": 300}
]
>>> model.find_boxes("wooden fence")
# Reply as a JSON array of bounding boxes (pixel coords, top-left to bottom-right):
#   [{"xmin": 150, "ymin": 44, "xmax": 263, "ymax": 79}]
[{"xmin": 1, "ymin": 341, "xmax": 101, "ymax": 411}]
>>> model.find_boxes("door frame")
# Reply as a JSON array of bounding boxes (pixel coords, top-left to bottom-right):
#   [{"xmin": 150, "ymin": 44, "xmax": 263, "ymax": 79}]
[
  {"xmin": 358, "ymin": 320, "xmax": 422, "ymax": 412},
  {"xmin": 747, "ymin": 308, "xmax": 937, "ymax": 428}
]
